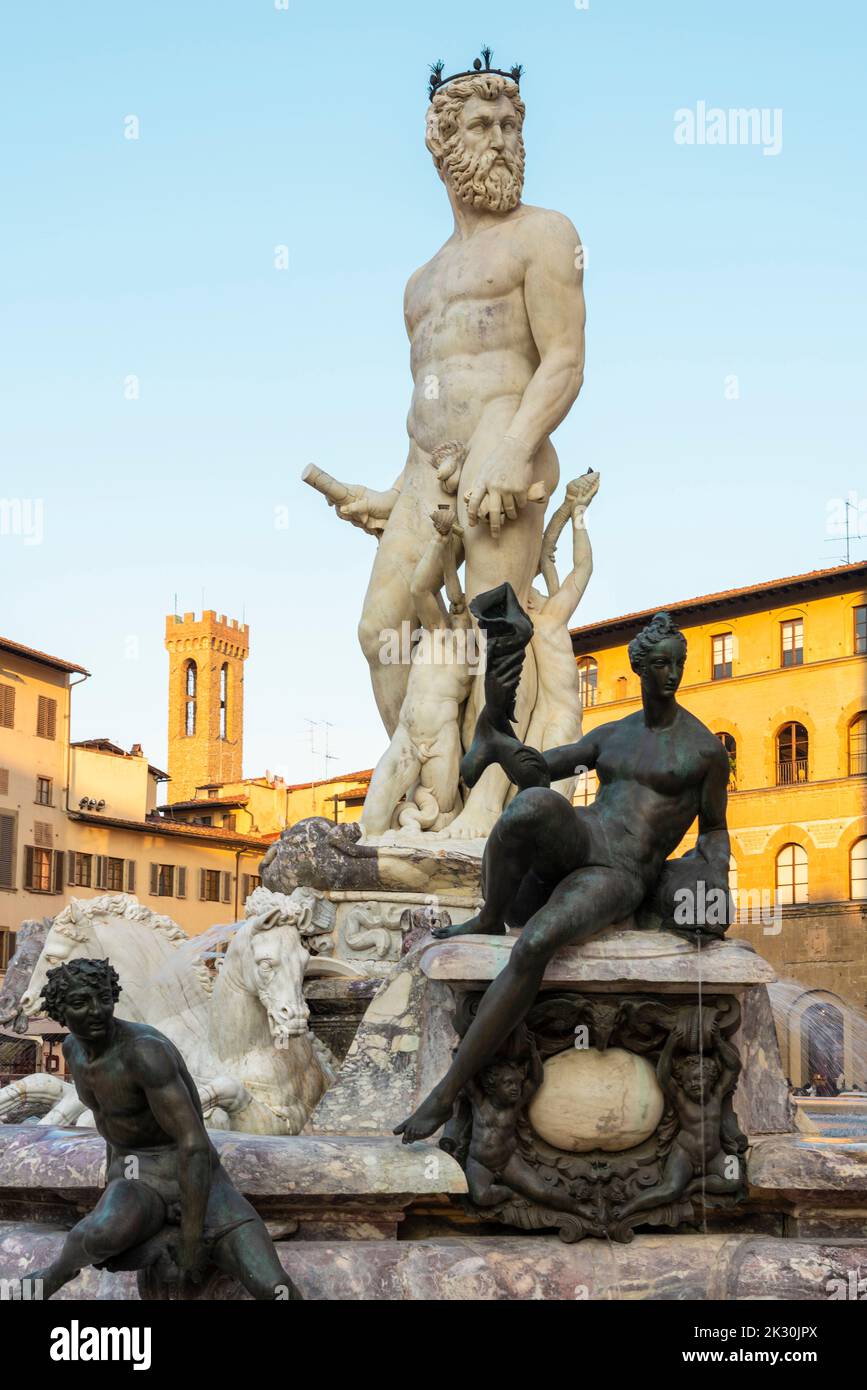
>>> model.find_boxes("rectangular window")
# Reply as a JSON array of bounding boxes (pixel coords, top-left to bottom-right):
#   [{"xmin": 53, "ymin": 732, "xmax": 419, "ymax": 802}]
[
  {"xmin": 36, "ymin": 696, "xmax": 57, "ymax": 740},
  {"xmin": 0, "ymin": 928, "xmax": 14, "ymax": 970},
  {"xmin": 105, "ymin": 857, "xmax": 125, "ymax": 891},
  {"xmin": 201, "ymin": 868, "xmax": 222, "ymax": 902},
  {"xmin": 0, "ymin": 685, "xmax": 15, "ymax": 729},
  {"xmin": 33, "ymin": 821, "xmax": 53, "ymax": 849},
  {"xmin": 781, "ymin": 618, "xmax": 804, "ymax": 667},
  {"xmin": 25, "ymin": 846, "xmax": 52, "ymax": 892},
  {"xmin": 856, "ymin": 605, "xmax": 867, "ymax": 655},
  {"xmin": 0, "ymin": 769, "xmax": 9, "ymax": 797},
  {"xmin": 68, "ymin": 851, "xmax": 93, "ymax": 888},
  {"xmin": 155, "ymin": 864, "xmax": 174, "ymax": 897},
  {"xmin": 711, "ymin": 632, "xmax": 733, "ymax": 680},
  {"xmin": 242, "ymin": 874, "xmax": 261, "ymax": 900},
  {"xmin": 35, "ymin": 776, "xmax": 53, "ymax": 806},
  {"xmin": 0, "ymin": 813, "xmax": 16, "ymax": 890}
]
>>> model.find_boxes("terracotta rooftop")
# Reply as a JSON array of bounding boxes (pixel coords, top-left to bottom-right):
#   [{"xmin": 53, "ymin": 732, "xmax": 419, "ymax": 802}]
[
  {"xmin": 67, "ymin": 810, "xmax": 268, "ymax": 850},
  {"xmin": 0, "ymin": 635, "xmax": 89, "ymax": 676},
  {"xmin": 157, "ymin": 796, "xmax": 249, "ymax": 812},
  {"xmin": 570, "ymin": 561, "xmax": 867, "ymax": 647}
]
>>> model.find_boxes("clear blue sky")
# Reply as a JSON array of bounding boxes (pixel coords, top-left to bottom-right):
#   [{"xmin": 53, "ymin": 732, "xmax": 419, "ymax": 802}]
[{"xmin": 1, "ymin": 0, "xmax": 864, "ymax": 783}]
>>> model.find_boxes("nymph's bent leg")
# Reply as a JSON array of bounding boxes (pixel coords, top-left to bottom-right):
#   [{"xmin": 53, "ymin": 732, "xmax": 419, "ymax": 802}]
[
  {"xmin": 397, "ymin": 862, "xmax": 645, "ymax": 1142},
  {"xmin": 431, "ymin": 787, "xmax": 586, "ymax": 940}
]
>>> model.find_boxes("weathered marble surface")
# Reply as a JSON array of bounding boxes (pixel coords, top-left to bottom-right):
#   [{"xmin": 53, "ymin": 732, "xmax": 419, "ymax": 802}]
[
  {"xmin": 3, "ymin": 1230, "xmax": 867, "ymax": 1300},
  {"xmin": 748, "ymin": 1133, "xmax": 867, "ymax": 1194},
  {"xmin": 0, "ymin": 1124, "xmax": 464, "ymax": 1202},
  {"xmin": 261, "ymin": 816, "xmax": 485, "ymax": 896},
  {"xmin": 733, "ymin": 985, "xmax": 795, "ymax": 1135},
  {"xmin": 421, "ymin": 928, "xmax": 776, "ymax": 990},
  {"xmin": 308, "ymin": 944, "xmax": 459, "ymax": 1136}
]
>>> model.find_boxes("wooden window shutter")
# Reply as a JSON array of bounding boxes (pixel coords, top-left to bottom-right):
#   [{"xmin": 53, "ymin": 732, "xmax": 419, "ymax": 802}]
[
  {"xmin": 67, "ymin": 850, "xmax": 77, "ymax": 884},
  {"xmin": 0, "ymin": 814, "xmax": 15, "ymax": 889},
  {"xmin": 199, "ymin": 868, "xmax": 206, "ymax": 901},
  {"xmin": 177, "ymin": 867, "xmax": 187, "ymax": 899},
  {"xmin": 95, "ymin": 855, "xmax": 108, "ymax": 889},
  {"xmin": 242, "ymin": 873, "xmax": 250, "ymax": 901},
  {"xmin": 37, "ymin": 696, "xmax": 57, "ymax": 739},
  {"xmin": 24, "ymin": 845, "xmax": 34, "ymax": 889},
  {"xmin": 0, "ymin": 685, "xmax": 14, "ymax": 729},
  {"xmin": 149, "ymin": 863, "xmax": 159, "ymax": 895},
  {"xmin": 221, "ymin": 871, "xmax": 231, "ymax": 904},
  {"xmin": 52, "ymin": 851, "xmax": 64, "ymax": 893},
  {"xmin": 34, "ymin": 821, "xmax": 52, "ymax": 848},
  {"xmin": 126, "ymin": 860, "xmax": 136, "ymax": 893},
  {"xmin": 0, "ymin": 768, "xmax": 9, "ymax": 795}
]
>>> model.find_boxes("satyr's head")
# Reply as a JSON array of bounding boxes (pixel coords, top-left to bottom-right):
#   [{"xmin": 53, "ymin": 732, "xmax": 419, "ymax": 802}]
[
  {"xmin": 672, "ymin": 1052, "xmax": 720, "ymax": 1102},
  {"xmin": 426, "ymin": 72, "xmax": 525, "ymax": 213},
  {"xmin": 40, "ymin": 957, "xmax": 120, "ymax": 1039},
  {"xmin": 628, "ymin": 611, "xmax": 687, "ymax": 699},
  {"xmin": 480, "ymin": 1058, "xmax": 524, "ymax": 1103}
]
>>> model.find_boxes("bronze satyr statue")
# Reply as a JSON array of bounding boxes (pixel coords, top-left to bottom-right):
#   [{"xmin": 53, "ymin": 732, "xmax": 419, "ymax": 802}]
[
  {"xmin": 23, "ymin": 959, "xmax": 302, "ymax": 1300},
  {"xmin": 396, "ymin": 596, "xmax": 731, "ymax": 1143}
]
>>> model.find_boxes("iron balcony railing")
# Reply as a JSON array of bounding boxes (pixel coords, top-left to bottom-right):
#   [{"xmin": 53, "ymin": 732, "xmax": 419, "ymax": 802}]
[{"xmin": 777, "ymin": 757, "xmax": 809, "ymax": 786}]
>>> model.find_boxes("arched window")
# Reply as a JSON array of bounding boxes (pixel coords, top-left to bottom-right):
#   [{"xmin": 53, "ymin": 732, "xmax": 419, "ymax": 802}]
[
  {"xmin": 717, "ymin": 732, "xmax": 737, "ymax": 791},
  {"xmin": 577, "ymin": 656, "xmax": 598, "ymax": 709},
  {"xmin": 184, "ymin": 660, "xmax": 197, "ymax": 737},
  {"xmin": 776, "ymin": 843, "xmax": 808, "ymax": 906},
  {"xmin": 219, "ymin": 663, "xmax": 228, "ymax": 740},
  {"xmin": 848, "ymin": 713, "xmax": 867, "ymax": 777},
  {"xmin": 851, "ymin": 838, "xmax": 867, "ymax": 901},
  {"xmin": 776, "ymin": 722, "xmax": 808, "ymax": 785}
]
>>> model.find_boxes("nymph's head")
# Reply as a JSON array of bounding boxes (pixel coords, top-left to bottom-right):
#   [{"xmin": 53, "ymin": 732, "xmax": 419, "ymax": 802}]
[
  {"xmin": 41, "ymin": 957, "xmax": 120, "ymax": 1040},
  {"xmin": 628, "ymin": 611, "xmax": 687, "ymax": 699},
  {"xmin": 426, "ymin": 73, "xmax": 525, "ymax": 213}
]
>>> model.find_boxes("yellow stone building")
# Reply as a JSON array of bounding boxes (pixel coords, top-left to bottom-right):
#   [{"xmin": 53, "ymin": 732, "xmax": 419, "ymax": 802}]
[
  {"xmin": 571, "ymin": 561, "xmax": 867, "ymax": 1086},
  {"xmin": 0, "ymin": 634, "xmax": 268, "ymax": 981}
]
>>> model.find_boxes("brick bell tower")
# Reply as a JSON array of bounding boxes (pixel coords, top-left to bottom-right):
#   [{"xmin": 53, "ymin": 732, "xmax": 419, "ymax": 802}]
[{"xmin": 164, "ymin": 610, "xmax": 249, "ymax": 804}]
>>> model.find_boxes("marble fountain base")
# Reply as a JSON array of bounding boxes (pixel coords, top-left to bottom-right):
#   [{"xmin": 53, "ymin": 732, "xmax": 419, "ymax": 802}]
[{"xmin": 2, "ymin": 928, "xmax": 866, "ymax": 1300}]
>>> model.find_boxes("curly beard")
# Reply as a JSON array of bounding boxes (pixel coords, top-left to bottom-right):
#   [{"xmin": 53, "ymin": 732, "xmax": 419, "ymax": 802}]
[{"xmin": 441, "ymin": 136, "xmax": 525, "ymax": 212}]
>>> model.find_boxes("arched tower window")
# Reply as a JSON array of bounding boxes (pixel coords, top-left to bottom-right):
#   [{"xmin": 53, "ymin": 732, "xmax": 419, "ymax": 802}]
[
  {"xmin": 776, "ymin": 843, "xmax": 808, "ymax": 906},
  {"xmin": 219, "ymin": 663, "xmax": 228, "ymax": 740},
  {"xmin": 184, "ymin": 660, "xmax": 197, "ymax": 737},
  {"xmin": 577, "ymin": 656, "xmax": 598, "ymax": 709},
  {"xmin": 776, "ymin": 722, "xmax": 808, "ymax": 785},
  {"xmin": 851, "ymin": 838, "xmax": 867, "ymax": 901},
  {"xmin": 716, "ymin": 732, "xmax": 737, "ymax": 791},
  {"xmin": 848, "ymin": 713, "xmax": 867, "ymax": 777}
]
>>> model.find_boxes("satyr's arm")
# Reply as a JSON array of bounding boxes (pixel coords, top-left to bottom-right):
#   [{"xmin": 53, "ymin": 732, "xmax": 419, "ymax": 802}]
[
  {"xmin": 540, "ymin": 504, "xmax": 594, "ymax": 628},
  {"xmin": 695, "ymin": 743, "xmax": 732, "ymax": 878},
  {"xmin": 466, "ymin": 214, "xmax": 585, "ymax": 533},
  {"xmin": 409, "ymin": 511, "xmax": 459, "ymax": 632},
  {"xmin": 134, "ymin": 1038, "xmax": 212, "ymax": 1278}
]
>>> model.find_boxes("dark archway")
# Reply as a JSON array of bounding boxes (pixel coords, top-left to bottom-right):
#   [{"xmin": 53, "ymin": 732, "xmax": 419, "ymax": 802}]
[{"xmin": 802, "ymin": 1000, "xmax": 844, "ymax": 1092}]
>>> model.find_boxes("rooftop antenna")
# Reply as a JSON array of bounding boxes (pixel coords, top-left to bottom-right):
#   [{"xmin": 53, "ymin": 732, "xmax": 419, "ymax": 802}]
[
  {"xmin": 303, "ymin": 719, "xmax": 340, "ymax": 814},
  {"xmin": 823, "ymin": 493, "xmax": 866, "ymax": 566}
]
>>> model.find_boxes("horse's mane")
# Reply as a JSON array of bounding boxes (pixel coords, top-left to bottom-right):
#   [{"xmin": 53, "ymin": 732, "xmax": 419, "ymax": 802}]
[{"xmin": 51, "ymin": 895, "xmax": 214, "ymax": 994}]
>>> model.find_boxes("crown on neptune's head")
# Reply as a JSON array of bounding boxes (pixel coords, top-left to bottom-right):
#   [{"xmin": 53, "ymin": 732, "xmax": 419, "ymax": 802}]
[{"xmin": 428, "ymin": 46, "xmax": 523, "ymax": 102}]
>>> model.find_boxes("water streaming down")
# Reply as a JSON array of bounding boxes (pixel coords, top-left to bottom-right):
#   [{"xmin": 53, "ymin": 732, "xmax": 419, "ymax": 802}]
[{"xmin": 767, "ymin": 978, "xmax": 867, "ymax": 1143}]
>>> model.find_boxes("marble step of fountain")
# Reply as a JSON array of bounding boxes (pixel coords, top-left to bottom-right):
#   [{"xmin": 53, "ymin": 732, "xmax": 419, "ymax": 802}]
[
  {"xmin": 2, "ymin": 1230, "xmax": 866, "ymax": 1300},
  {"xmin": 0, "ymin": 1125, "xmax": 465, "ymax": 1240}
]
